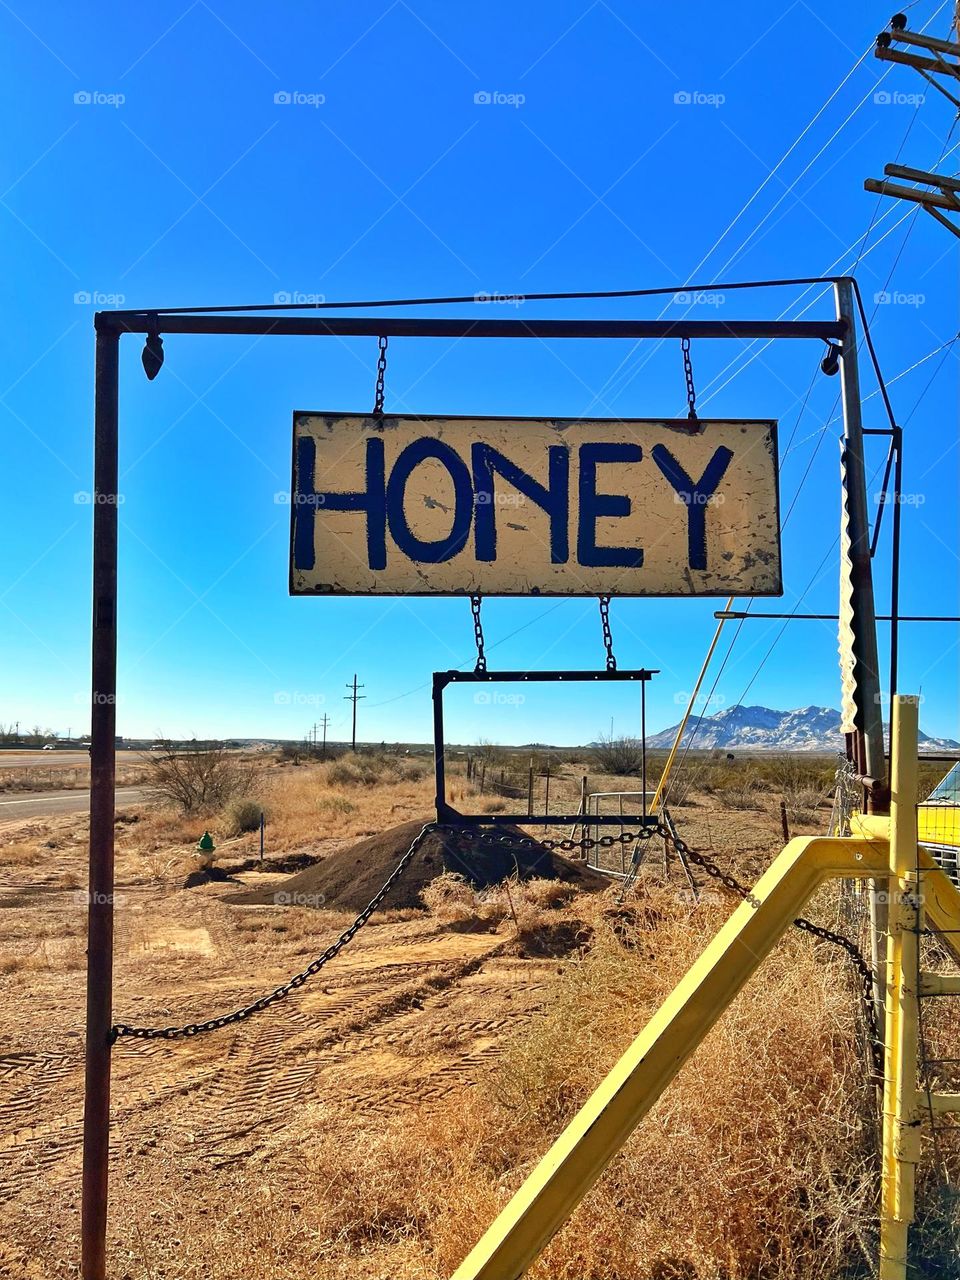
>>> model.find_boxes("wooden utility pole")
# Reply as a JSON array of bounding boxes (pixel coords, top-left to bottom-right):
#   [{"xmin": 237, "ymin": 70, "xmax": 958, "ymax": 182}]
[
  {"xmin": 865, "ymin": 15, "xmax": 960, "ymax": 238},
  {"xmin": 344, "ymin": 676, "xmax": 365, "ymax": 751}
]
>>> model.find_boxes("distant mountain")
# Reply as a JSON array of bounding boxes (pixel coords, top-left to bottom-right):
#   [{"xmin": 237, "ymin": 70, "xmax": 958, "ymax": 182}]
[{"xmin": 647, "ymin": 705, "xmax": 960, "ymax": 754}]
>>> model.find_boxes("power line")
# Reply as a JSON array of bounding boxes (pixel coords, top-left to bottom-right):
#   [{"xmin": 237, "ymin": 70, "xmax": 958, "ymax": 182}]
[{"xmin": 589, "ymin": 41, "xmax": 883, "ymax": 408}]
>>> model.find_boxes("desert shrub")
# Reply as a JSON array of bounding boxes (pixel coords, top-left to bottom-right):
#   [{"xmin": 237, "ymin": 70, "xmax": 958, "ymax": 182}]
[
  {"xmin": 592, "ymin": 735, "xmax": 646, "ymax": 775},
  {"xmin": 224, "ymin": 797, "xmax": 264, "ymax": 835},
  {"xmin": 315, "ymin": 793, "xmax": 357, "ymax": 816},
  {"xmin": 325, "ymin": 759, "xmax": 362, "ymax": 786},
  {"xmin": 781, "ymin": 781, "xmax": 830, "ymax": 824},
  {"xmin": 325, "ymin": 754, "xmax": 426, "ymax": 787},
  {"xmin": 718, "ymin": 777, "xmax": 763, "ymax": 810},
  {"xmin": 145, "ymin": 741, "xmax": 255, "ymax": 813},
  {"xmin": 423, "ymin": 874, "xmax": 583, "ymax": 948}
]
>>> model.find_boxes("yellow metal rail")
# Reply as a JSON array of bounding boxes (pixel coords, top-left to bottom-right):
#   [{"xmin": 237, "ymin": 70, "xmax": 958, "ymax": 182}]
[
  {"xmin": 453, "ymin": 695, "xmax": 960, "ymax": 1280},
  {"xmin": 452, "ymin": 832, "xmax": 888, "ymax": 1280}
]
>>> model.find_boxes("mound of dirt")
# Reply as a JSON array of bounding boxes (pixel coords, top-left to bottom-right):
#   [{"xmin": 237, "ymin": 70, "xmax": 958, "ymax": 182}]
[{"xmin": 228, "ymin": 818, "xmax": 609, "ymax": 912}]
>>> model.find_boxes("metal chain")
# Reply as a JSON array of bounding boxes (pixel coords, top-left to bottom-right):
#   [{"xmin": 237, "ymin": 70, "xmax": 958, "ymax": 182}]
[
  {"xmin": 598, "ymin": 594, "xmax": 617, "ymax": 671},
  {"xmin": 657, "ymin": 820, "xmax": 883, "ymax": 1075},
  {"xmin": 111, "ymin": 822, "xmax": 438, "ymax": 1042},
  {"xmin": 681, "ymin": 336, "xmax": 697, "ymax": 421},
  {"xmin": 793, "ymin": 916, "xmax": 884, "ymax": 1074},
  {"xmin": 112, "ymin": 817, "xmax": 882, "ymax": 1074},
  {"xmin": 372, "ymin": 334, "xmax": 388, "ymax": 416},
  {"xmin": 470, "ymin": 594, "xmax": 487, "ymax": 672}
]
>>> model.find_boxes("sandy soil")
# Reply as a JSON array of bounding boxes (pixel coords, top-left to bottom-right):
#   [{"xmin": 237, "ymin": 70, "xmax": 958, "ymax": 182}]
[{"xmin": 0, "ymin": 773, "xmax": 810, "ymax": 1279}]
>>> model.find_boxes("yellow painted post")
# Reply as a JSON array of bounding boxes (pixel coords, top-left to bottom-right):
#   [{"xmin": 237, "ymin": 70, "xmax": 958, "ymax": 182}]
[
  {"xmin": 879, "ymin": 694, "xmax": 921, "ymax": 1280},
  {"xmin": 650, "ymin": 597, "xmax": 731, "ymax": 812}
]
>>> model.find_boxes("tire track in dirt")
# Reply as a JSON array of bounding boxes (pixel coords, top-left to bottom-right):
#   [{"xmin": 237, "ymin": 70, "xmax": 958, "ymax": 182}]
[
  {"xmin": 165, "ymin": 942, "xmax": 517, "ymax": 1167},
  {"xmin": 0, "ymin": 925, "xmax": 552, "ymax": 1198},
  {"xmin": 0, "ymin": 1051, "xmax": 83, "ymax": 1149}
]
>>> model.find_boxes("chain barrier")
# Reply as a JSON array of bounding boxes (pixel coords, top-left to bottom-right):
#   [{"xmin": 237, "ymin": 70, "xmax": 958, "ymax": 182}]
[
  {"xmin": 111, "ymin": 821, "xmax": 438, "ymax": 1042},
  {"xmin": 372, "ymin": 334, "xmax": 388, "ymax": 416},
  {"xmin": 598, "ymin": 594, "xmax": 617, "ymax": 671},
  {"xmin": 470, "ymin": 594, "xmax": 486, "ymax": 672},
  {"xmin": 681, "ymin": 336, "xmax": 697, "ymax": 421},
  {"xmin": 655, "ymin": 815, "xmax": 883, "ymax": 1075},
  {"xmin": 112, "ymin": 816, "xmax": 882, "ymax": 1073}
]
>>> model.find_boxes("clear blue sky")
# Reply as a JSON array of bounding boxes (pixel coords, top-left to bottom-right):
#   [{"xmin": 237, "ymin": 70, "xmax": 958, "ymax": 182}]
[{"xmin": 1, "ymin": 1, "xmax": 957, "ymax": 747}]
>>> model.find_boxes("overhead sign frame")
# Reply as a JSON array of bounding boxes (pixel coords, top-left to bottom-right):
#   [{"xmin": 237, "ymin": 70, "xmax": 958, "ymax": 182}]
[{"xmin": 81, "ymin": 278, "xmax": 886, "ymax": 1280}]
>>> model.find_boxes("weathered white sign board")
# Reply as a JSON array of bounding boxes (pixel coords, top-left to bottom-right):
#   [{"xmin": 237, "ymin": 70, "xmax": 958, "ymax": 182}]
[{"xmin": 289, "ymin": 413, "xmax": 782, "ymax": 596}]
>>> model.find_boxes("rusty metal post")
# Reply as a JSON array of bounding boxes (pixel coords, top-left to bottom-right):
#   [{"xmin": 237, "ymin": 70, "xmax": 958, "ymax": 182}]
[
  {"xmin": 82, "ymin": 322, "xmax": 120, "ymax": 1280},
  {"xmin": 835, "ymin": 278, "xmax": 887, "ymax": 804},
  {"xmin": 780, "ymin": 799, "xmax": 790, "ymax": 843},
  {"xmin": 836, "ymin": 279, "xmax": 889, "ymax": 1042}
]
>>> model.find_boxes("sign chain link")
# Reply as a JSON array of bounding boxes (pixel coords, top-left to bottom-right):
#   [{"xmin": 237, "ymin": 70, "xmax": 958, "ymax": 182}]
[
  {"xmin": 372, "ymin": 335, "xmax": 388, "ymax": 416},
  {"xmin": 111, "ymin": 821, "xmax": 437, "ymax": 1043},
  {"xmin": 470, "ymin": 594, "xmax": 487, "ymax": 672},
  {"xmin": 598, "ymin": 595, "xmax": 617, "ymax": 670},
  {"xmin": 657, "ymin": 821, "xmax": 883, "ymax": 1075},
  {"xmin": 681, "ymin": 336, "xmax": 697, "ymax": 421},
  {"xmin": 111, "ymin": 819, "xmax": 881, "ymax": 1073}
]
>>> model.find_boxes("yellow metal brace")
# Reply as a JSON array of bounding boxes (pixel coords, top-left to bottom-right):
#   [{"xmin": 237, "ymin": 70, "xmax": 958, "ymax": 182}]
[
  {"xmin": 452, "ymin": 833, "xmax": 888, "ymax": 1279},
  {"xmin": 452, "ymin": 694, "xmax": 960, "ymax": 1280}
]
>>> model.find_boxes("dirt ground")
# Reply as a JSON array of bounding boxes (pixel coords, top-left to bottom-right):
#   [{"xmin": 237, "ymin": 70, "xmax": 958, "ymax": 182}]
[{"xmin": 0, "ymin": 760, "xmax": 825, "ymax": 1279}]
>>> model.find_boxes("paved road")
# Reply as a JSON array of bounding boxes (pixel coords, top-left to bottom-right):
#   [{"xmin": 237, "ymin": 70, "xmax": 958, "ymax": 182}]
[
  {"xmin": 0, "ymin": 751, "xmax": 92, "ymax": 768},
  {"xmin": 0, "ymin": 787, "xmax": 147, "ymax": 821}
]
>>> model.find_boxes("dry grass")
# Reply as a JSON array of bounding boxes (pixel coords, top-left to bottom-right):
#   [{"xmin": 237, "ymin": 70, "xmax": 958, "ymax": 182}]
[
  {"xmin": 108, "ymin": 883, "xmax": 924, "ymax": 1280},
  {"xmin": 254, "ymin": 887, "xmax": 887, "ymax": 1280},
  {"xmin": 260, "ymin": 761, "xmax": 434, "ymax": 848},
  {"xmin": 3, "ymin": 753, "xmax": 958, "ymax": 1278}
]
